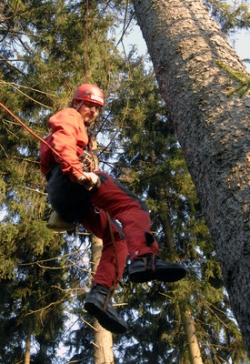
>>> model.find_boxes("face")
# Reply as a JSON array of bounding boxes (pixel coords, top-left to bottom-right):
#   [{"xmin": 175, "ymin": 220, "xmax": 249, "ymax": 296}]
[{"xmin": 76, "ymin": 100, "xmax": 102, "ymax": 126}]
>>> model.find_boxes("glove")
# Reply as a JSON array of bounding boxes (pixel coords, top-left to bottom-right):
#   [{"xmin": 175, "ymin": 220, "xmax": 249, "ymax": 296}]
[{"xmin": 78, "ymin": 172, "xmax": 101, "ymax": 191}]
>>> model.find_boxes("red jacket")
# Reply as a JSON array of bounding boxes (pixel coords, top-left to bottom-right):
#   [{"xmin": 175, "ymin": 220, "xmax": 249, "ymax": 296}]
[{"xmin": 40, "ymin": 108, "xmax": 89, "ymax": 182}]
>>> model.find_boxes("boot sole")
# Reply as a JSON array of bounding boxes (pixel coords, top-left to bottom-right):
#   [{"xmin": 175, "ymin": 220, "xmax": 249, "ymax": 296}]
[
  {"xmin": 84, "ymin": 299, "xmax": 128, "ymax": 334},
  {"xmin": 129, "ymin": 265, "xmax": 187, "ymax": 283}
]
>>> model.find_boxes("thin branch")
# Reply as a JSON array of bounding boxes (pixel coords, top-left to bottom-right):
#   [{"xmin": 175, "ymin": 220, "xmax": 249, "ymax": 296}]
[
  {"xmin": 80, "ymin": 315, "xmax": 98, "ymax": 332},
  {"xmin": 25, "ymin": 297, "xmax": 66, "ymax": 317}
]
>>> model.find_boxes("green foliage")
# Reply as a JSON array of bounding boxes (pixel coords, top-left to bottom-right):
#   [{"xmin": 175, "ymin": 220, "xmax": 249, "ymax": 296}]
[
  {"xmin": 0, "ymin": 0, "xmax": 133, "ymax": 362},
  {"xmin": 204, "ymin": 0, "xmax": 250, "ymax": 33},
  {"xmin": 0, "ymin": 0, "xmax": 249, "ymax": 363},
  {"xmin": 217, "ymin": 60, "xmax": 250, "ymax": 97},
  {"xmin": 0, "ymin": 0, "xmax": 120, "ymax": 362},
  {"xmin": 104, "ymin": 52, "xmax": 248, "ymax": 362}
]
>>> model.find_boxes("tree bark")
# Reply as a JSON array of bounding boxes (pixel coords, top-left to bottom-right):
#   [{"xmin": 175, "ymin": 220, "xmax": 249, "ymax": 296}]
[
  {"xmin": 0, "ymin": 0, "xmax": 5, "ymax": 19},
  {"xmin": 91, "ymin": 235, "xmax": 114, "ymax": 364},
  {"xmin": 24, "ymin": 323, "xmax": 32, "ymax": 364},
  {"xmin": 182, "ymin": 310, "xmax": 203, "ymax": 364},
  {"xmin": 132, "ymin": 0, "xmax": 250, "ymax": 355},
  {"xmin": 93, "ymin": 319, "xmax": 114, "ymax": 364},
  {"xmin": 90, "ymin": 137, "xmax": 114, "ymax": 363}
]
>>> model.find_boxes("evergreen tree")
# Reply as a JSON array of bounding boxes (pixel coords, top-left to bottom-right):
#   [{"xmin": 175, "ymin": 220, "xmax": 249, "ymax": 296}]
[
  {"xmin": 131, "ymin": 0, "xmax": 250, "ymax": 356},
  {"xmin": 1, "ymin": 0, "xmax": 250, "ymax": 362},
  {"xmin": 106, "ymin": 52, "xmax": 247, "ymax": 362},
  {"xmin": 204, "ymin": 0, "xmax": 250, "ymax": 34},
  {"xmin": 0, "ymin": 0, "xmax": 128, "ymax": 362}
]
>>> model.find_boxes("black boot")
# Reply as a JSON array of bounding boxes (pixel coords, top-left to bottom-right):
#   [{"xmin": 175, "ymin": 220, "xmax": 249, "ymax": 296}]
[
  {"xmin": 129, "ymin": 254, "xmax": 187, "ymax": 283},
  {"xmin": 84, "ymin": 284, "xmax": 128, "ymax": 334}
]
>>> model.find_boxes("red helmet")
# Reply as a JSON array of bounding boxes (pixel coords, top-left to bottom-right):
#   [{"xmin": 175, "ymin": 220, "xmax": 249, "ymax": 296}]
[{"xmin": 72, "ymin": 84, "xmax": 104, "ymax": 107}]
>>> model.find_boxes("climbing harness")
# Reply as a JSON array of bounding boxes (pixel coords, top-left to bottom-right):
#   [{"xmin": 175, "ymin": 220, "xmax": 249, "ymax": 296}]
[
  {"xmin": 0, "ymin": 104, "xmax": 121, "ymax": 291},
  {"xmin": 0, "ymin": 103, "xmax": 92, "ymax": 233},
  {"xmin": 0, "ymin": 0, "xmax": 121, "ymax": 301}
]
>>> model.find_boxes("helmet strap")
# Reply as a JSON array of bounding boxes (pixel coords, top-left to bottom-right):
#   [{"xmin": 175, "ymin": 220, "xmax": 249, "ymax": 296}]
[{"xmin": 75, "ymin": 100, "xmax": 84, "ymax": 111}]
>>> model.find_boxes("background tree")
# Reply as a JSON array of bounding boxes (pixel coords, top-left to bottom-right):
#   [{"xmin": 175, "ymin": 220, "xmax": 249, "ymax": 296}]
[
  {"xmin": 131, "ymin": 0, "xmax": 250, "ymax": 356},
  {"xmin": 106, "ymin": 54, "xmax": 247, "ymax": 363},
  {"xmin": 0, "ymin": 0, "xmax": 123, "ymax": 362},
  {"xmin": 1, "ymin": 0, "xmax": 250, "ymax": 362}
]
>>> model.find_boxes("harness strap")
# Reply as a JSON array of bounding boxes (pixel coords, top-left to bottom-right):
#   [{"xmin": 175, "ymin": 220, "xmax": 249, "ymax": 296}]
[{"xmin": 106, "ymin": 212, "xmax": 121, "ymax": 295}]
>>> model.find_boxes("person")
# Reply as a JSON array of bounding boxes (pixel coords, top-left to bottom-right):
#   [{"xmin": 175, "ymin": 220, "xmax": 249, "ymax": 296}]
[{"xmin": 40, "ymin": 83, "xmax": 187, "ymax": 334}]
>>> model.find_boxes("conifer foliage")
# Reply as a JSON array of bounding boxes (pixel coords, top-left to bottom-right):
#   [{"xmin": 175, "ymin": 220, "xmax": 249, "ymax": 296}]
[
  {"xmin": 0, "ymin": 0, "xmax": 119, "ymax": 362},
  {"xmin": 107, "ymin": 56, "xmax": 247, "ymax": 363},
  {"xmin": 0, "ymin": 0, "xmax": 249, "ymax": 363}
]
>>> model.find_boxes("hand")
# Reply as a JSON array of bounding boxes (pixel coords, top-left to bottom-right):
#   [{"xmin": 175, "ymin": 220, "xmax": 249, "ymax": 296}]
[{"xmin": 78, "ymin": 172, "xmax": 101, "ymax": 191}]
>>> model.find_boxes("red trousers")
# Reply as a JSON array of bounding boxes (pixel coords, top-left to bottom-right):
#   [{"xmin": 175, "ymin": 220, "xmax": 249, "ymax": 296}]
[
  {"xmin": 47, "ymin": 166, "xmax": 159, "ymax": 289},
  {"xmin": 82, "ymin": 172, "xmax": 159, "ymax": 288}
]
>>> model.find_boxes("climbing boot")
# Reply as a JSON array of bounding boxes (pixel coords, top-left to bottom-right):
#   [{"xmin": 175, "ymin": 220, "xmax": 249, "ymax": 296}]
[
  {"xmin": 129, "ymin": 254, "xmax": 187, "ymax": 283},
  {"xmin": 84, "ymin": 284, "xmax": 128, "ymax": 334}
]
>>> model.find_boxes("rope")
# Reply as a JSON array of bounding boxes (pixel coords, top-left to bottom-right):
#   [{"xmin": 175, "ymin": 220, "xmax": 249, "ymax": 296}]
[
  {"xmin": 1, "ymin": 103, "xmax": 121, "ymax": 298},
  {"xmin": 0, "ymin": 102, "xmax": 91, "ymax": 181},
  {"xmin": 85, "ymin": 0, "xmax": 89, "ymax": 83}
]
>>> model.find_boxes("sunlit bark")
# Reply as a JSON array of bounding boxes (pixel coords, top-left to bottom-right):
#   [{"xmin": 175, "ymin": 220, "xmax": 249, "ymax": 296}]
[{"xmin": 132, "ymin": 0, "xmax": 250, "ymax": 355}]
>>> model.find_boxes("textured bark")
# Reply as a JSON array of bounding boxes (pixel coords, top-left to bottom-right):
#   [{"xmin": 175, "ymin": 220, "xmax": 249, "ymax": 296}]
[
  {"xmin": 93, "ymin": 318, "xmax": 114, "ymax": 364},
  {"xmin": 91, "ymin": 225, "xmax": 114, "ymax": 364},
  {"xmin": 182, "ymin": 311, "xmax": 203, "ymax": 364},
  {"xmin": 132, "ymin": 0, "xmax": 250, "ymax": 355},
  {"xmin": 0, "ymin": 0, "xmax": 5, "ymax": 19},
  {"xmin": 24, "ymin": 323, "xmax": 32, "ymax": 364},
  {"xmin": 89, "ymin": 138, "xmax": 114, "ymax": 363}
]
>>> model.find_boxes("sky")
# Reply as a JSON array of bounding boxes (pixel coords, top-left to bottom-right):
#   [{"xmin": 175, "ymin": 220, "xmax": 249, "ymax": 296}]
[
  {"xmin": 119, "ymin": 25, "xmax": 250, "ymax": 73},
  {"xmin": 233, "ymin": 29, "xmax": 250, "ymax": 72},
  {"xmin": 1, "ymin": 7, "xmax": 248, "ymax": 362}
]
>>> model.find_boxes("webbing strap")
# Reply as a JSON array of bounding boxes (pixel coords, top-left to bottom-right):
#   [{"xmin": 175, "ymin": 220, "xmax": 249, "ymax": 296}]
[{"xmin": 106, "ymin": 212, "xmax": 121, "ymax": 295}]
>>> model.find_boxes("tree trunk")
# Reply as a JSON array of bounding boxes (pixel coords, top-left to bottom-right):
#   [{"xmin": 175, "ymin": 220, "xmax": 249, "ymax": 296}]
[
  {"xmin": 132, "ymin": 0, "xmax": 250, "ymax": 355},
  {"xmin": 91, "ymin": 235, "xmax": 114, "ymax": 364},
  {"xmin": 24, "ymin": 323, "xmax": 32, "ymax": 364},
  {"xmin": 0, "ymin": 0, "xmax": 5, "ymax": 19},
  {"xmin": 182, "ymin": 310, "xmax": 203, "ymax": 364},
  {"xmin": 90, "ymin": 136, "xmax": 114, "ymax": 363},
  {"xmin": 93, "ymin": 319, "xmax": 114, "ymax": 364}
]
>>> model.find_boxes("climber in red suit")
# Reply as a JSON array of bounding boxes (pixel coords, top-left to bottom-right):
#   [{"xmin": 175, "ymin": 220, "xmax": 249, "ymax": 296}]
[{"xmin": 40, "ymin": 83, "xmax": 186, "ymax": 334}]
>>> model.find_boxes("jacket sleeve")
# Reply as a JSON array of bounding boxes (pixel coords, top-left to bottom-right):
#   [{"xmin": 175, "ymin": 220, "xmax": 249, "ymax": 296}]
[
  {"xmin": 49, "ymin": 108, "xmax": 88, "ymax": 183},
  {"xmin": 40, "ymin": 134, "xmax": 55, "ymax": 176}
]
